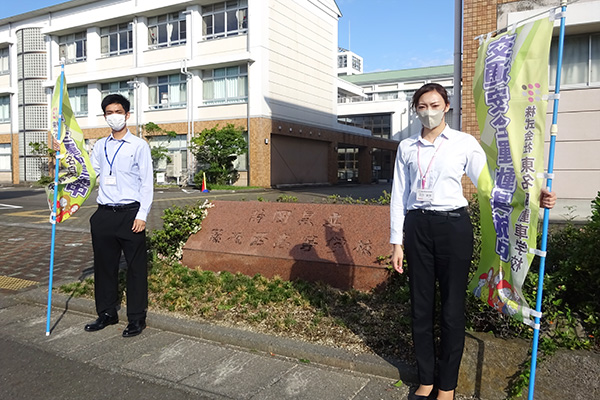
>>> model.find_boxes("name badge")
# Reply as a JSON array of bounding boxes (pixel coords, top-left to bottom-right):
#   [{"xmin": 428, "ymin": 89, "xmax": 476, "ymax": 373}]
[
  {"xmin": 104, "ymin": 175, "xmax": 117, "ymax": 186},
  {"xmin": 416, "ymin": 189, "xmax": 434, "ymax": 202}
]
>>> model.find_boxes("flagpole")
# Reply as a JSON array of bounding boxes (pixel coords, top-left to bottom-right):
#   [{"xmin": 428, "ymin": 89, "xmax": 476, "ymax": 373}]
[
  {"xmin": 46, "ymin": 62, "xmax": 65, "ymax": 336},
  {"xmin": 528, "ymin": 2, "xmax": 567, "ymax": 398}
]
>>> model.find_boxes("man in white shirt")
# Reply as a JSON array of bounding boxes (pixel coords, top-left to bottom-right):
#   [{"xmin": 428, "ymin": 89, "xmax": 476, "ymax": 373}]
[{"xmin": 84, "ymin": 94, "xmax": 153, "ymax": 338}]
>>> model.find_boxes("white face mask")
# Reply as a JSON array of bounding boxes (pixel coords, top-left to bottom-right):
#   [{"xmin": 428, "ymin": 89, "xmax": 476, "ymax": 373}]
[
  {"xmin": 417, "ymin": 109, "xmax": 445, "ymax": 130},
  {"xmin": 106, "ymin": 113, "xmax": 127, "ymax": 132}
]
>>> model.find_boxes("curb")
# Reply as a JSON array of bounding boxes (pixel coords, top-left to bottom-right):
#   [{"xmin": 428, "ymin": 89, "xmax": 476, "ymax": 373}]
[{"xmin": 15, "ymin": 286, "xmax": 417, "ymax": 384}]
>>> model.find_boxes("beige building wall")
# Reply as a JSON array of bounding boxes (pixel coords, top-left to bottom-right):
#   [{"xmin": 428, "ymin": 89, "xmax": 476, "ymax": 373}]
[{"xmin": 266, "ymin": 0, "xmax": 339, "ymax": 128}]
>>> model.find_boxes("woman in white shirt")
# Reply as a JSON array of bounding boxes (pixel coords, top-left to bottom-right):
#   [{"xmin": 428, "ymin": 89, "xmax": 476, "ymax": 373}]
[{"xmin": 390, "ymin": 83, "xmax": 555, "ymax": 400}]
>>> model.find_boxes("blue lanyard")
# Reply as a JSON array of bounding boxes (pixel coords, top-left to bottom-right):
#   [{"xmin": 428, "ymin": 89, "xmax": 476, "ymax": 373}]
[{"xmin": 104, "ymin": 138, "xmax": 126, "ymax": 175}]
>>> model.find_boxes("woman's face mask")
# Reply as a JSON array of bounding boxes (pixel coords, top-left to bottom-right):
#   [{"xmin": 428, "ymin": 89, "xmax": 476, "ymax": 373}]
[{"xmin": 417, "ymin": 108, "xmax": 445, "ymax": 130}]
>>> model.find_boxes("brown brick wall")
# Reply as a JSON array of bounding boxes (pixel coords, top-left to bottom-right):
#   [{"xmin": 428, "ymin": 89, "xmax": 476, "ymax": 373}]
[{"xmin": 463, "ymin": 0, "xmax": 504, "ymax": 198}]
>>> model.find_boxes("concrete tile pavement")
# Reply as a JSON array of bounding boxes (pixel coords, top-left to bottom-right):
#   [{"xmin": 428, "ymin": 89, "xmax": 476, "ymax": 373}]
[{"xmin": 0, "ymin": 291, "xmax": 412, "ymax": 400}]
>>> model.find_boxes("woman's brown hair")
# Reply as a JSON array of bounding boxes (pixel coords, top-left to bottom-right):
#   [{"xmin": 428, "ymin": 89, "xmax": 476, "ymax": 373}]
[{"xmin": 411, "ymin": 83, "xmax": 450, "ymax": 110}]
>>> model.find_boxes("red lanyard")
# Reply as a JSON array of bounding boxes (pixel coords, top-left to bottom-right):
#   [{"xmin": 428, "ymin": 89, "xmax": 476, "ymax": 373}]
[{"xmin": 417, "ymin": 138, "xmax": 445, "ymax": 189}]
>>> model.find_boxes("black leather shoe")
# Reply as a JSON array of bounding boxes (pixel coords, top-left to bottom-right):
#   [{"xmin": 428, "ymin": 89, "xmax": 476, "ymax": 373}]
[
  {"xmin": 408, "ymin": 390, "xmax": 436, "ymax": 400},
  {"xmin": 84, "ymin": 313, "xmax": 118, "ymax": 332},
  {"xmin": 122, "ymin": 319, "xmax": 146, "ymax": 337}
]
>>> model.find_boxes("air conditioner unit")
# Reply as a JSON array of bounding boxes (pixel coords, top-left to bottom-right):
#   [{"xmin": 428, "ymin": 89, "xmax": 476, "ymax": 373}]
[{"xmin": 166, "ymin": 152, "xmax": 183, "ymax": 178}]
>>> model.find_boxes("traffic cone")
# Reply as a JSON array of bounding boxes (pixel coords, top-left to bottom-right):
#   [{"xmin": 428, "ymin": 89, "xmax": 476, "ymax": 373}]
[{"xmin": 201, "ymin": 172, "xmax": 209, "ymax": 193}]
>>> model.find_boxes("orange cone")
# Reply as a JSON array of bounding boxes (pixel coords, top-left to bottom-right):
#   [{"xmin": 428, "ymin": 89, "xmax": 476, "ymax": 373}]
[{"xmin": 201, "ymin": 172, "xmax": 209, "ymax": 193}]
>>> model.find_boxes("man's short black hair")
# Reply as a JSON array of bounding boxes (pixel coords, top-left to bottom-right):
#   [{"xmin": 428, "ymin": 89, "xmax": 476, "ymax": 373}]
[{"xmin": 101, "ymin": 94, "xmax": 131, "ymax": 114}]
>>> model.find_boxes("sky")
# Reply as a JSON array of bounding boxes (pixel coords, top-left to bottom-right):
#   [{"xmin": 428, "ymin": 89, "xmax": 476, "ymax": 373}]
[{"xmin": 2, "ymin": 0, "xmax": 456, "ymax": 73}]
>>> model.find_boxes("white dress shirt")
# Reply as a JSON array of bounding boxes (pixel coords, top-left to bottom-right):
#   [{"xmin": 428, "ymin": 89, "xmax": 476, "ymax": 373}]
[
  {"xmin": 91, "ymin": 130, "xmax": 154, "ymax": 222},
  {"xmin": 390, "ymin": 124, "xmax": 487, "ymax": 245}
]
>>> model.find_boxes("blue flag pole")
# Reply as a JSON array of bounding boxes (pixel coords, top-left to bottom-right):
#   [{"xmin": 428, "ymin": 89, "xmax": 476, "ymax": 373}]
[
  {"xmin": 527, "ymin": 2, "xmax": 567, "ymax": 398},
  {"xmin": 46, "ymin": 62, "xmax": 66, "ymax": 336}
]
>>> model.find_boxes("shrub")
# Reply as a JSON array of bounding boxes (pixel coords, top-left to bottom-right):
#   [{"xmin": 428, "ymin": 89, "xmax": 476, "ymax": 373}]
[{"xmin": 147, "ymin": 200, "xmax": 213, "ymax": 260}]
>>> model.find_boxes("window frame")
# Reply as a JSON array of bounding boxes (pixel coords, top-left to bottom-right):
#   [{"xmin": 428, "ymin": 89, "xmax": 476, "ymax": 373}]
[
  {"xmin": 0, "ymin": 143, "xmax": 11, "ymax": 172},
  {"xmin": 58, "ymin": 32, "xmax": 87, "ymax": 63},
  {"xmin": 147, "ymin": 12, "xmax": 187, "ymax": 49},
  {"xmin": 202, "ymin": 0, "xmax": 248, "ymax": 41},
  {"xmin": 148, "ymin": 74, "xmax": 187, "ymax": 109},
  {"xmin": 550, "ymin": 32, "xmax": 600, "ymax": 88},
  {"xmin": 0, "ymin": 95, "xmax": 10, "ymax": 123},
  {"xmin": 67, "ymin": 86, "xmax": 88, "ymax": 116},
  {"xmin": 101, "ymin": 81, "xmax": 134, "ymax": 109},
  {"xmin": 0, "ymin": 47, "xmax": 9, "ymax": 75},
  {"xmin": 202, "ymin": 65, "xmax": 248, "ymax": 105},
  {"xmin": 100, "ymin": 23, "xmax": 133, "ymax": 57}
]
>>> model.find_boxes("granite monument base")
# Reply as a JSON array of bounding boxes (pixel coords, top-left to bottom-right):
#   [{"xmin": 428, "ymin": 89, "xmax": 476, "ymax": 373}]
[{"xmin": 182, "ymin": 200, "xmax": 392, "ymax": 291}]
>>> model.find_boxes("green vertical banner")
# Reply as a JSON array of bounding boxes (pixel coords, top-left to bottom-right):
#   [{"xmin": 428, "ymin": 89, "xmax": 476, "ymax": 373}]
[
  {"xmin": 470, "ymin": 17, "xmax": 553, "ymax": 326},
  {"xmin": 46, "ymin": 75, "xmax": 97, "ymax": 223}
]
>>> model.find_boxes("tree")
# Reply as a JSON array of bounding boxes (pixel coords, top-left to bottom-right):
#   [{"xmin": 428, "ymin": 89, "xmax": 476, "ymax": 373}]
[
  {"xmin": 144, "ymin": 122, "xmax": 177, "ymax": 168},
  {"xmin": 190, "ymin": 124, "xmax": 247, "ymax": 185},
  {"xmin": 29, "ymin": 141, "xmax": 56, "ymax": 180}
]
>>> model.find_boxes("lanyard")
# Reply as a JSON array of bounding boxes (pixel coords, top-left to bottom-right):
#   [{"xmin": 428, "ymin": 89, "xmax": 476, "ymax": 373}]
[
  {"xmin": 104, "ymin": 138, "xmax": 126, "ymax": 175},
  {"xmin": 417, "ymin": 138, "xmax": 445, "ymax": 189}
]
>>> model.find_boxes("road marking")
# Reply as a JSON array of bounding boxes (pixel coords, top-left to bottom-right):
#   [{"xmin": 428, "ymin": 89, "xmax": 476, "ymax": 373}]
[{"xmin": 0, "ymin": 203, "xmax": 23, "ymax": 210}]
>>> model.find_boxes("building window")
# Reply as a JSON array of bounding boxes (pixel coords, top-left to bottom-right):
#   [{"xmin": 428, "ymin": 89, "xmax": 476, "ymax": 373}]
[
  {"xmin": 0, "ymin": 143, "xmax": 11, "ymax": 171},
  {"xmin": 338, "ymin": 114, "xmax": 391, "ymax": 139},
  {"xmin": 376, "ymin": 92, "xmax": 399, "ymax": 101},
  {"xmin": 0, "ymin": 95, "xmax": 10, "ymax": 122},
  {"xmin": 101, "ymin": 23, "xmax": 133, "ymax": 56},
  {"xmin": 338, "ymin": 54, "xmax": 347, "ymax": 68},
  {"xmin": 148, "ymin": 74, "xmax": 187, "ymax": 109},
  {"xmin": 0, "ymin": 47, "xmax": 9, "ymax": 75},
  {"xmin": 67, "ymin": 86, "xmax": 88, "ymax": 116},
  {"xmin": 101, "ymin": 81, "xmax": 134, "ymax": 109},
  {"xmin": 148, "ymin": 12, "xmax": 187, "ymax": 48},
  {"xmin": 550, "ymin": 32, "xmax": 600, "ymax": 86},
  {"xmin": 59, "ymin": 32, "xmax": 87, "ymax": 63},
  {"xmin": 203, "ymin": 65, "xmax": 247, "ymax": 105},
  {"xmin": 202, "ymin": 0, "xmax": 248, "ymax": 40},
  {"xmin": 352, "ymin": 56, "xmax": 361, "ymax": 71}
]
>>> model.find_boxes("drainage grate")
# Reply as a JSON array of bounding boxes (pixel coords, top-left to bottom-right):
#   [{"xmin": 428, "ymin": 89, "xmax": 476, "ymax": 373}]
[{"xmin": 0, "ymin": 276, "xmax": 38, "ymax": 291}]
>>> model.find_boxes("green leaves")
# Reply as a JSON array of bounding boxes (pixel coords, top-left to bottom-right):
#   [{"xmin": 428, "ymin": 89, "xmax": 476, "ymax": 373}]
[{"xmin": 190, "ymin": 124, "xmax": 248, "ymax": 185}]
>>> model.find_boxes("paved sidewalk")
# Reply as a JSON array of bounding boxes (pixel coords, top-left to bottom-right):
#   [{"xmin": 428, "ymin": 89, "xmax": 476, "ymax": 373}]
[{"xmin": 1, "ymin": 289, "xmax": 413, "ymax": 400}]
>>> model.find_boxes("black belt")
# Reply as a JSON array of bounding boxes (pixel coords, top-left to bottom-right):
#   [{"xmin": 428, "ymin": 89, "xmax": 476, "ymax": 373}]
[
  {"xmin": 98, "ymin": 202, "xmax": 140, "ymax": 212},
  {"xmin": 408, "ymin": 207, "xmax": 467, "ymax": 218}
]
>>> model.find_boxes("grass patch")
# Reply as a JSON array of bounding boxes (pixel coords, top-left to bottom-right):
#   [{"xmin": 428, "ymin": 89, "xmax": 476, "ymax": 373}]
[{"xmin": 58, "ymin": 259, "xmax": 414, "ymax": 359}]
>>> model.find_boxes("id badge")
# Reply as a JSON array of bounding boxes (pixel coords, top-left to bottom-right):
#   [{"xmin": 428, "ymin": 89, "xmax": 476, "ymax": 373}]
[
  {"xmin": 104, "ymin": 175, "xmax": 117, "ymax": 186},
  {"xmin": 416, "ymin": 189, "xmax": 434, "ymax": 202}
]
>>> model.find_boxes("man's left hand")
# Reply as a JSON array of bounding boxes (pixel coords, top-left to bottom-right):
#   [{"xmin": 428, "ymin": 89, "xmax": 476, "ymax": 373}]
[{"xmin": 132, "ymin": 219, "xmax": 146, "ymax": 233}]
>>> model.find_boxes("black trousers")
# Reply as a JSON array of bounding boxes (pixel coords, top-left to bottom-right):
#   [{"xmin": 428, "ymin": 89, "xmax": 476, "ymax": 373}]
[
  {"xmin": 404, "ymin": 209, "xmax": 473, "ymax": 391},
  {"xmin": 90, "ymin": 206, "xmax": 148, "ymax": 322}
]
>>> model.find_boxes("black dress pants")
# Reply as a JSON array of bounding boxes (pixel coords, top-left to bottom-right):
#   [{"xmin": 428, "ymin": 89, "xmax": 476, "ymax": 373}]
[
  {"xmin": 90, "ymin": 205, "xmax": 148, "ymax": 322},
  {"xmin": 404, "ymin": 209, "xmax": 473, "ymax": 391}
]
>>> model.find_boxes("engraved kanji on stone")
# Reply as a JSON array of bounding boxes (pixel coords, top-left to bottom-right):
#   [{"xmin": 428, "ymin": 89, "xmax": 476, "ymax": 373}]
[
  {"xmin": 354, "ymin": 239, "xmax": 373, "ymax": 256},
  {"xmin": 249, "ymin": 209, "xmax": 266, "ymax": 223},
  {"xmin": 324, "ymin": 212, "xmax": 342, "ymax": 228},
  {"xmin": 227, "ymin": 231, "xmax": 243, "ymax": 245},
  {"xmin": 300, "ymin": 235, "xmax": 318, "ymax": 251},
  {"xmin": 273, "ymin": 233, "xmax": 291, "ymax": 249},
  {"xmin": 250, "ymin": 232, "xmax": 268, "ymax": 246},
  {"xmin": 273, "ymin": 210, "xmax": 292, "ymax": 224},
  {"xmin": 326, "ymin": 235, "xmax": 347, "ymax": 252},
  {"xmin": 209, "ymin": 229, "xmax": 224, "ymax": 243},
  {"xmin": 298, "ymin": 211, "xmax": 315, "ymax": 226}
]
